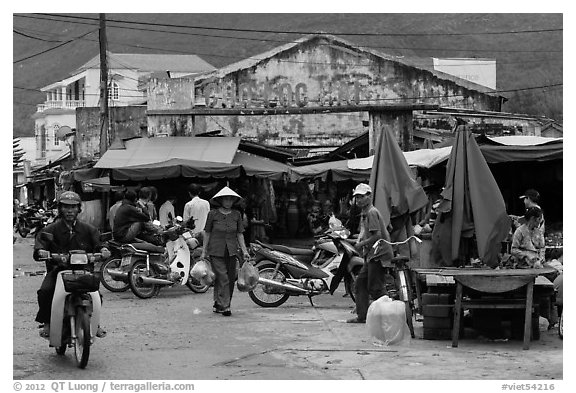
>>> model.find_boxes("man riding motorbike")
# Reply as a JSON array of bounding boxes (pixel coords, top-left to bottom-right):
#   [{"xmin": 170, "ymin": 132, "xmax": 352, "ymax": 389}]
[{"xmin": 34, "ymin": 191, "xmax": 111, "ymax": 338}]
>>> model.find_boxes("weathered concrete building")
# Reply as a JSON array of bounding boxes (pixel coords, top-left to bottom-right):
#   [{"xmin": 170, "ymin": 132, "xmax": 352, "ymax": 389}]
[{"xmin": 147, "ymin": 33, "xmax": 503, "ymax": 152}]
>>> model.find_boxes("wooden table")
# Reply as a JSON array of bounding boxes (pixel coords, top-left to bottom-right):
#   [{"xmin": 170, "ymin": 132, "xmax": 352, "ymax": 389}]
[{"xmin": 412, "ymin": 267, "xmax": 555, "ymax": 349}]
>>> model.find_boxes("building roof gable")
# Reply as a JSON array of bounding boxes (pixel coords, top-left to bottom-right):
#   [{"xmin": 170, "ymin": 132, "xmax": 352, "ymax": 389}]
[{"xmin": 195, "ymin": 33, "xmax": 498, "ymax": 96}]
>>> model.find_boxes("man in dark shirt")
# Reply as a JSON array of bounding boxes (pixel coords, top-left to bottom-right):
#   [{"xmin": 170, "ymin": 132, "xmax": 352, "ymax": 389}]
[
  {"xmin": 113, "ymin": 189, "xmax": 162, "ymax": 245},
  {"xmin": 34, "ymin": 191, "xmax": 110, "ymax": 337}
]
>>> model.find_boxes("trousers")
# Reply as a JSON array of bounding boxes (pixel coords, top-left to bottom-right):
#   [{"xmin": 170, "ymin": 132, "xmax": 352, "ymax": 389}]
[
  {"xmin": 354, "ymin": 260, "xmax": 387, "ymax": 321},
  {"xmin": 210, "ymin": 249, "xmax": 239, "ymax": 310}
]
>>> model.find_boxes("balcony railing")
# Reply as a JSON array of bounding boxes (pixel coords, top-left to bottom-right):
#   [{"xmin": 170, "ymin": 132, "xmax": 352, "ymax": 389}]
[{"xmin": 37, "ymin": 100, "xmax": 86, "ymax": 112}]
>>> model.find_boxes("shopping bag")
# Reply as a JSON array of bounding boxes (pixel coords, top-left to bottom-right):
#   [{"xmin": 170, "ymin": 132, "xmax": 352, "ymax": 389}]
[
  {"xmin": 190, "ymin": 258, "xmax": 215, "ymax": 286},
  {"xmin": 237, "ymin": 260, "xmax": 259, "ymax": 292},
  {"xmin": 366, "ymin": 295, "xmax": 411, "ymax": 345}
]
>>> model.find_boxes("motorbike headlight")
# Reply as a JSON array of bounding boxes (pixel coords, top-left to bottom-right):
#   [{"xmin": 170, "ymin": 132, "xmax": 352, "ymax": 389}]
[{"xmin": 70, "ymin": 253, "xmax": 89, "ymax": 265}]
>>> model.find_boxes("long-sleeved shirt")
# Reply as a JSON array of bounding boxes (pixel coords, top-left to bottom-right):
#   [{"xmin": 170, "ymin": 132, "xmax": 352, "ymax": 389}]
[{"xmin": 113, "ymin": 200, "xmax": 151, "ymax": 241}]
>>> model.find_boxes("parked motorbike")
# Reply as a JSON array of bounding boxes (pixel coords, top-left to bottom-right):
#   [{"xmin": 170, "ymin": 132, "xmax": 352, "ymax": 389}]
[
  {"xmin": 247, "ymin": 228, "xmax": 364, "ymax": 307},
  {"xmin": 124, "ymin": 221, "xmax": 209, "ymax": 299},
  {"xmin": 36, "ymin": 233, "xmax": 104, "ymax": 369},
  {"xmin": 15, "ymin": 205, "xmax": 51, "ymax": 238},
  {"xmin": 99, "ymin": 236, "xmax": 130, "ymax": 293}
]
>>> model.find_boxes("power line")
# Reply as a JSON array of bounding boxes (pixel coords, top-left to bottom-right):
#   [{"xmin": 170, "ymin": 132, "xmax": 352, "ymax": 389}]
[
  {"xmin": 13, "ymin": 29, "xmax": 62, "ymax": 43},
  {"xmin": 17, "ymin": 26, "xmax": 560, "ymax": 69},
  {"xmin": 13, "ymin": 28, "xmax": 97, "ymax": 64},
  {"xmin": 14, "ymin": 14, "xmax": 563, "ymax": 54},
  {"xmin": 36, "ymin": 13, "xmax": 562, "ymax": 37}
]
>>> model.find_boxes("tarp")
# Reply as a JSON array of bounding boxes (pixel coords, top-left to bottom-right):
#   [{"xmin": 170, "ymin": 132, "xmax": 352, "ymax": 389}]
[
  {"xmin": 94, "ymin": 137, "xmax": 240, "ymax": 169},
  {"xmin": 369, "ymin": 127, "xmax": 429, "ymax": 227},
  {"xmin": 94, "ymin": 137, "xmax": 290, "ymax": 181},
  {"xmin": 432, "ymin": 128, "xmax": 511, "ymax": 267},
  {"xmin": 289, "ymin": 160, "xmax": 370, "ymax": 182},
  {"xmin": 349, "ymin": 147, "xmax": 452, "ymax": 170}
]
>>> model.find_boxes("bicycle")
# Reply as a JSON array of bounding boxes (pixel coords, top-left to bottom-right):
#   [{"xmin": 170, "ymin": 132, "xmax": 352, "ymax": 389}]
[{"xmin": 372, "ymin": 235, "xmax": 422, "ymax": 338}]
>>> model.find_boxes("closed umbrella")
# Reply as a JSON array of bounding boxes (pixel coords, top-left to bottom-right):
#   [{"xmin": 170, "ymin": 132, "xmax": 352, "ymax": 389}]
[
  {"xmin": 432, "ymin": 125, "xmax": 511, "ymax": 267},
  {"xmin": 369, "ymin": 127, "xmax": 428, "ymax": 247}
]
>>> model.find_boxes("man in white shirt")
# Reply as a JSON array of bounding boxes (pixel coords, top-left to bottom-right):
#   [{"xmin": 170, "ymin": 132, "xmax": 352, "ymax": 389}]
[
  {"xmin": 159, "ymin": 195, "xmax": 177, "ymax": 228},
  {"xmin": 183, "ymin": 184, "xmax": 210, "ymax": 234}
]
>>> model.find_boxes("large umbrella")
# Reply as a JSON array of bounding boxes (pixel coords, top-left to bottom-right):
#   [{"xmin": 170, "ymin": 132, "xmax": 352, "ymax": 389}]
[
  {"xmin": 369, "ymin": 127, "xmax": 429, "ymax": 237},
  {"xmin": 432, "ymin": 126, "xmax": 511, "ymax": 267}
]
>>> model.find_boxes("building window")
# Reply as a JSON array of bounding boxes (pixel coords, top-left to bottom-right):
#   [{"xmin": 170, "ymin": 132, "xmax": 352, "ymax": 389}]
[{"xmin": 108, "ymin": 81, "xmax": 119, "ymax": 101}]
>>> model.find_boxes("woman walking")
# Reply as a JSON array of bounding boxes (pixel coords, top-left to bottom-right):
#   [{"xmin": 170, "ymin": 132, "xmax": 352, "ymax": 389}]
[{"xmin": 201, "ymin": 186, "xmax": 251, "ymax": 316}]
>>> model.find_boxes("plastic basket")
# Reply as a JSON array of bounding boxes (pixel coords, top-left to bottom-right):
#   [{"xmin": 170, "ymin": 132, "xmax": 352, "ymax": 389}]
[{"xmin": 61, "ymin": 272, "xmax": 100, "ymax": 293}]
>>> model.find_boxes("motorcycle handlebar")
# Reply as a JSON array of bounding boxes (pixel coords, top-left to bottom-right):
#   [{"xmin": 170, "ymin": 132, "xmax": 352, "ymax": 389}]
[{"xmin": 36, "ymin": 251, "xmax": 103, "ymax": 264}]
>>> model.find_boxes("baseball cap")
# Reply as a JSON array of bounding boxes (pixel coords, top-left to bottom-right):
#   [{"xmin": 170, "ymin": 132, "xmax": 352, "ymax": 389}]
[
  {"xmin": 519, "ymin": 189, "xmax": 540, "ymax": 202},
  {"xmin": 58, "ymin": 191, "xmax": 82, "ymax": 205},
  {"xmin": 353, "ymin": 183, "xmax": 372, "ymax": 196}
]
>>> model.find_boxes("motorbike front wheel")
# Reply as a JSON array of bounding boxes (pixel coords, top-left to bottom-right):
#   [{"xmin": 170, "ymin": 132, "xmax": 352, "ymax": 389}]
[
  {"xmin": 17, "ymin": 224, "xmax": 29, "ymax": 238},
  {"xmin": 100, "ymin": 258, "xmax": 130, "ymax": 292},
  {"xmin": 248, "ymin": 261, "xmax": 290, "ymax": 307},
  {"xmin": 74, "ymin": 308, "xmax": 91, "ymax": 369},
  {"xmin": 128, "ymin": 261, "xmax": 161, "ymax": 299},
  {"xmin": 344, "ymin": 266, "xmax": 360, "ymax": 303},
  {"xmin": 186, "ymin": 273, "xmax": 210, "ymax": 293}
]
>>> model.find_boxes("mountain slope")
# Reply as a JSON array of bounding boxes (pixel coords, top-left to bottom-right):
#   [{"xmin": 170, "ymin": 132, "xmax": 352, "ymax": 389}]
[{"xmin": 13, "ymin": 13, "xmax": 563, "ymax": 137}]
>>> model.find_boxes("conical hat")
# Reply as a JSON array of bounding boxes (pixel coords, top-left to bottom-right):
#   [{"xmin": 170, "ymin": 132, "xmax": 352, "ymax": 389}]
[{"xmin": 211, "ymin": 186, "xmax": 242, "ymax": 201}]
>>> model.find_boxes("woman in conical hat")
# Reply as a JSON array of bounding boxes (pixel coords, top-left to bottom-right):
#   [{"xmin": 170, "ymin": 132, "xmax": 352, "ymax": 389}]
[{"xmin": 201, "ymin": 186, "xmax": 250, "ymax": 317}]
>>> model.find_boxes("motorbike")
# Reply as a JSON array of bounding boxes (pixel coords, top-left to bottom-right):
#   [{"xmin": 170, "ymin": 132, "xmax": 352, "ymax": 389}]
[
  {"xmin": 98, "ymin": 236, "xmax": 130, "ymax": 293},
  {"xmin": 36, "ymin": 233, "xmax": 104, "ymax": 369},
  {"xmin": 124, "ymin": 221, "xmax": 209, "ymax": 299},
  {"xmin": 247, "ymin": 228, "xmax": 364, "ymax": 308},
  {"xmin": 15, "ymin": 205, "xmax": 52, "ymax": 238}
]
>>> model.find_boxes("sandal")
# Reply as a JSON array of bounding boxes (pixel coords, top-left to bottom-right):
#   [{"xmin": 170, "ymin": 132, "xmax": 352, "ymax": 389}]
[
  {"xmin": 39, "ymin": 324, "xmax": 50, "ymax": 339},
  {"xmin": 96, "ymin": 326, "xmax": 107, "ymax": 338},
  {"xmin": 346, "ymin": 317, "xmax": 365, "ymax": 324}
]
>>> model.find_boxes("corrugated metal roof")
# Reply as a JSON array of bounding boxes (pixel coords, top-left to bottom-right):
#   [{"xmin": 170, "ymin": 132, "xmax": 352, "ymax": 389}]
[
  {"xmin": 76, "ymin": 52, "xmax": 216, "ymax": 74},
  {"xmin": 94, "ymin": 137, "xmax": 240, "ymax": 169},
  {"xmin": 195, "ymin": 33, "xmax": 498, "ymax": 96}
]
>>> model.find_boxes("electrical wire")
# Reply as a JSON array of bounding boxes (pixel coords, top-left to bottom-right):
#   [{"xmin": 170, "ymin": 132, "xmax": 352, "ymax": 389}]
[
  {"xmin": 14, "ymin": 14, "xmax": 563, "ymax": 54},
  {"xmin": 35, "ymin": 13, "xmax": 563, "ymax": 37},
  {"xmin": 13, "ymin": 28, "xmax": 98, "ymax": 64}
]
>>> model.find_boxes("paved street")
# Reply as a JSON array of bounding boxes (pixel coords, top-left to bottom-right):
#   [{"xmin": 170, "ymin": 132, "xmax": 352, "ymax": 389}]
[{"xmin": 13, "ymin": 236, "xmax": 563, "ymax": 381}]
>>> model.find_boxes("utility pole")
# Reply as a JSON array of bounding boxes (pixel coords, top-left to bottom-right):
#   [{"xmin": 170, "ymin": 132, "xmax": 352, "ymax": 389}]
[{"xmin": 99, "ymin": 13, "xmax": 109, "ymax": 156}]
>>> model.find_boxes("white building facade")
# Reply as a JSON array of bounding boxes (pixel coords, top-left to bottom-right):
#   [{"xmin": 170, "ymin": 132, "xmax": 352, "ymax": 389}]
[{"xmin": 33, "ymin": 52, "xmax": 216, "ymax": 166}]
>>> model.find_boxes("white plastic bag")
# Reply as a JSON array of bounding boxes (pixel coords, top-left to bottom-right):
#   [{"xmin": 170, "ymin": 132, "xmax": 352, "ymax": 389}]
[
  {"xmin": 328, "ymin": 214, "xmax": 343, "ymax": 230},
  {"xmin": 190, "ymin": 258, "xmax": 215, "ymax": 286},
  {"xmin": 237, "ymin": 261, "xmax": 259, "ymax": 292},
  {"xmin": 366, "ymin": 296, "xmax": 411, "ymax": 345}
]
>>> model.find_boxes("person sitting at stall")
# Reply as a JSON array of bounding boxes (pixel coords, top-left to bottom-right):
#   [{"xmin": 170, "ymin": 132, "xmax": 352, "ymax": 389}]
[
  {"xmin": 511, "ymin": 206, "xmax": 545, "ymax": 268},
  {"xmin": 307, "ymin": 200, "xmax": 325, "ymax": 235},
  {"xmin": 113, "ymin": 190, "xmax": 163, "ymax": 246}
]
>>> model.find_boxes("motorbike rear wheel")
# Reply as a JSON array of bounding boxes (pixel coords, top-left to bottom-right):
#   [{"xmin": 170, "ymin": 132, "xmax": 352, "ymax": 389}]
[
  {"xmin": 128, "ymin": 260, "xmax": 161, "ymax": 299},
  {"xmin": 73, "ymin": 308, "xmax": 91, "ymax": 369},
  {"xmin": 100, "ymin": 258, "xmax": 130, "ymax": 292},
  {"xmin": 248, "ymin": 261, "xmax": 290, "ymax": 307}
]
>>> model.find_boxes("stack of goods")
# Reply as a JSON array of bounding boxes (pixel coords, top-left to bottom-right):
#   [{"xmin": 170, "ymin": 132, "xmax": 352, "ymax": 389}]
[{"xmin": 422, "ymin": 293, "xmax": 457, "ymax": 340}]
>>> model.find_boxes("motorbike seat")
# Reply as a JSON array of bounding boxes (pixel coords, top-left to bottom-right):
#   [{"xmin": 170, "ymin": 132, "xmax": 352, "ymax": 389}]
[
  {"xmin": 125, "ymin": 242, "xmax": 165, "ymax": 254},
  {"xmin": 266, "ymin": 243, "xmax": 315, "ymax": 257}
]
